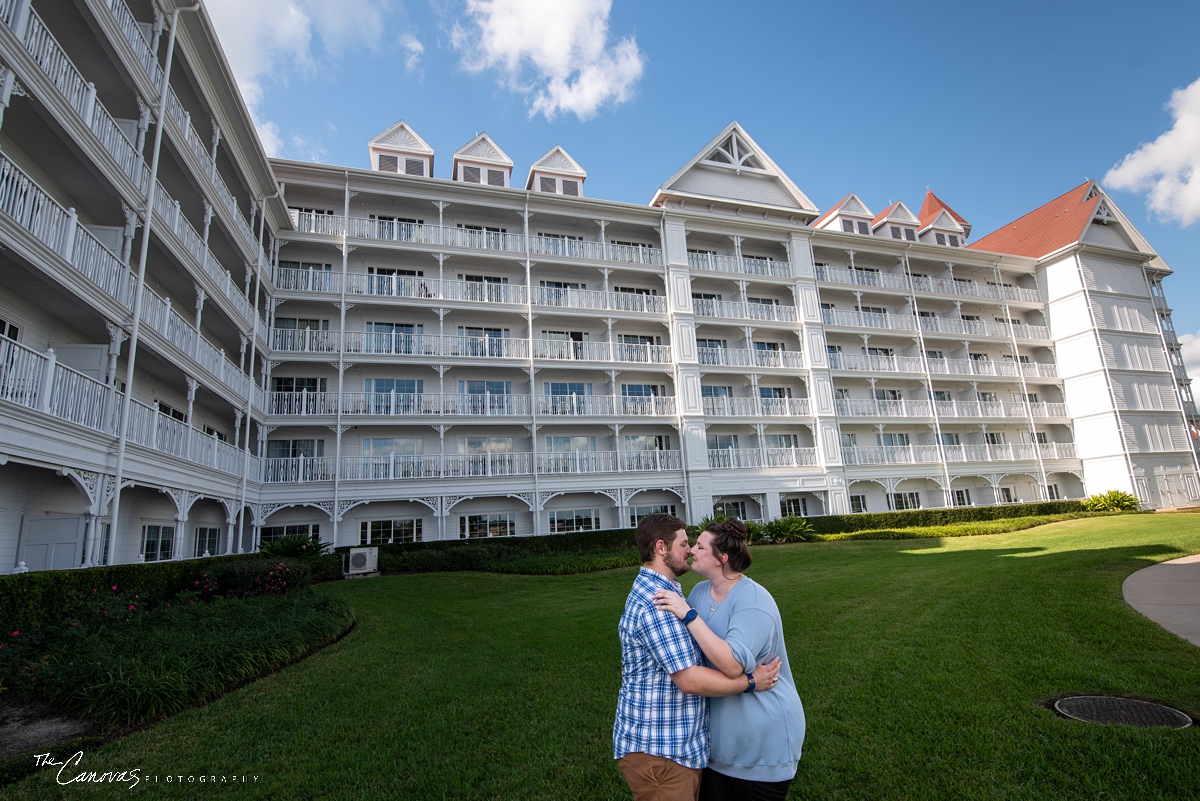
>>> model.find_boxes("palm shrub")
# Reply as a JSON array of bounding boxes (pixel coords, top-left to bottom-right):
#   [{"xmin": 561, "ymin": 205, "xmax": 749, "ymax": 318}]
[
  {"xmin": 762, "ymin": 516, "xmax": 815, "ymax": 543},
  {"xmin": 1081, "ymin": 490, "xmax": 1141, "ymax": 511},
  {"xmin": 259, "ymin": 532, "xmax": 331, "ymax": 558}
]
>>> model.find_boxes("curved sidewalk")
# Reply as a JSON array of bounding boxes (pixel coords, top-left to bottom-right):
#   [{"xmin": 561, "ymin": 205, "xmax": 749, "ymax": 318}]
[{"xmin": 1123, "ymin": 554, "xmax": 1200, "ymax": 648}]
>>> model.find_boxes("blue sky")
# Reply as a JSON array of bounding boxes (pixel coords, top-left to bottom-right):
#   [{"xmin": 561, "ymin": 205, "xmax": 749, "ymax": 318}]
[{"xmin": 207, "ymin": 0, "xmax": 1200, "ymax": 372}]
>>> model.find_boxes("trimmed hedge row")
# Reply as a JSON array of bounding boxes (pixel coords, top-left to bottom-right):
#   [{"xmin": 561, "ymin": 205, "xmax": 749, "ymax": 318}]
[
  {"xmin": 0, "ymin": 553, "xmax": 341, "ymax": 633},
  {"xmin": 805, "ymin": 500, "xmax": 1086, "ymax": 534}
]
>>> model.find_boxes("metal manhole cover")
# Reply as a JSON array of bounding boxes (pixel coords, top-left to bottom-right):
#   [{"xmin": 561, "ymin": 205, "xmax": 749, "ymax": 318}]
[{"xmin": 1054, "ymin": 696, "xmax": 1192, "ymax": 728}]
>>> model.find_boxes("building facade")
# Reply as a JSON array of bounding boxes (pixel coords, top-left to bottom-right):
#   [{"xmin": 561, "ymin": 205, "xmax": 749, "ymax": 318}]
[{"xmin": 1, "ymin": 0, "xmax": 1197, "ymax": 570}]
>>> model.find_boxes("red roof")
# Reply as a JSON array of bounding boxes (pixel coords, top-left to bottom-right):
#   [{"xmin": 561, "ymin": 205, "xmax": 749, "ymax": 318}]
[
  {"xmin": 870, "ymin": 200, "xmax": 903, "ymax": 228},
  {"xmin": 810, "ymin": 193, "xmax": 854, "ymax": 228},
  {"xmin": 968, "ymin": 182, "xmax": 1098, "ymax": 258},
  {"xmin": 918, "ymin": 190, "xmax": 970, "ymax": 234}
]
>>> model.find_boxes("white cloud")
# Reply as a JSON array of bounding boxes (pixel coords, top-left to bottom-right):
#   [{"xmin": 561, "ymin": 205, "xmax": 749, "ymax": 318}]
[
  {"xmin": 1105, "ymin": 77, "xmax": 1200, "ymax": 227},
  {"xmin": 1181, "ymin": 332, "xmax": 1200, "ymax": 382},
  {"xmin": 452, "ymin": 0, "xmax": 644, "ymax": 120},
  {"xmin": 401, "ymin": 33, "xmax": 425, "ymax": 76},
  {"xmin": 205, "ymin": 0, "xmax": 389, "ymax": 156}
]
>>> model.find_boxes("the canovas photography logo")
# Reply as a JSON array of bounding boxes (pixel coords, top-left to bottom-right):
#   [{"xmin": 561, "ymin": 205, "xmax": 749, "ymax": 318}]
[{"xmin": 34, "ymin": 751, "xmax": 259, "ymax": 790}]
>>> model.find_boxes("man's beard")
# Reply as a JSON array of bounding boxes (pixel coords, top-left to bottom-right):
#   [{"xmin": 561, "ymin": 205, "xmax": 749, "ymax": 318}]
[{"xmin": 664, "ymin": 551, "xmax": 690, "ymax": 578}]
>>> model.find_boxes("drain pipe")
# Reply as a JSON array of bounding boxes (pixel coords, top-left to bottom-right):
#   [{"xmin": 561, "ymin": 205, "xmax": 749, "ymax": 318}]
[
  {"xmin": 106, "ymin": 1, "xmax": 202, "ymax": 565},
  {"xmin": 233, "ymin": 191, "xmax": 278, "ymax": 555}
]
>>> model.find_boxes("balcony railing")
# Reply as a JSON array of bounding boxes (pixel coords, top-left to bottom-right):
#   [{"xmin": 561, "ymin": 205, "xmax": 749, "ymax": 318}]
[
  {"xmin": 531, "ymin": 339, "xmax": 673, "ymax": 364},
  {"xmin": 821, "ymin": 309, "xmax": 1049, "ymax": 340},
  {"xmin": 532, "ymin": 286, "xmax": 667, "ymax": 314},
  {"xmin": 815, "ymin": 265, "xmax": 1042, "ymax": 303},
  {"xmin": 697, "ymin": 347, "xmax": 805, "ymax": 369},
  {"xmin": 269, "ymin": 330, "xmax": 533, "ymax": 360},
  {"xmin": 265, "ymin": 390, "xmax": 679, "ymax": 418},
  {"xmin": 0, "ymin": 152, "xmax": 256, "ymax": 403},
  {"xmin": 826, "ymin": 352, "xmax": 1058, "ymax": 378},
  {"xmin": 0, "ymin": 338, "xmax": 253, "ymax": 477},
  {"xmin": 261, "ymin": 450, "xmax": 682, "ymax": 483},
  {"xmin": 840, "ymin": 442, "xmax": 1078, "ymax": 465},
  {"xmin": 701, "ymin": 397, "xmax": 811, "ymax": 416},
  {"xmin": 707, "ymin": 448, "xmax": 818, "ymax": 469},
  {"xmin": 835, "ymin": 399, "xmax": 1069, "ymax": 418},
  {"xmin": 535, "ymin": 394, "xmax": 677, "ymax": 416},
  {"xmin": 289, "ymin": 211, "xmax": 665, "ymax": 266},
  {"xmin": 688, "ymin": 252, "xmax": 791, "ymax": 278},
  {"xmin": 692, "ymin": 299, "xmax": 799, "ymax": 323}
]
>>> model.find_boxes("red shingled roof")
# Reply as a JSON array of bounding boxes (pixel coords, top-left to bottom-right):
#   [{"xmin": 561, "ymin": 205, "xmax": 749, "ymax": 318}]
[
  {"xmin": 870, "ymin": 200, "xmax": 903, "ymax": 228},
  {"xmin": 968, "ymin": 182, "xmax": 1099, "ymax": 258},
  {"xmin": 918, "ymin": 190, "xmax": 970, "ymax": 234},
  {"xmin": 810, "ymin": 193, "xmax": 854, "ymax": 228}
]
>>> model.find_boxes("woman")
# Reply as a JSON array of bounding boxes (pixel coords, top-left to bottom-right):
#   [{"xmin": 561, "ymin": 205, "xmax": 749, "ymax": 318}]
[{"xmin": 653, "ymin": 519, "xmax": 805, "ymax": 801}]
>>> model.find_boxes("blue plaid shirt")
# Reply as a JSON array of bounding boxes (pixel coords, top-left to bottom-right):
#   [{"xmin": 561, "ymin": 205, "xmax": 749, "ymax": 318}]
[{"xmin": 613, "ymin": 567, "xmax": 708, "ymax": 768}]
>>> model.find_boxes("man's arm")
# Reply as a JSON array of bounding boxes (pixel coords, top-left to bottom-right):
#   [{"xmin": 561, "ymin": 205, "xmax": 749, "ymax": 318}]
[{"xmin": 670, "ymin": 658, "xmax": 780, "ymax": 698}]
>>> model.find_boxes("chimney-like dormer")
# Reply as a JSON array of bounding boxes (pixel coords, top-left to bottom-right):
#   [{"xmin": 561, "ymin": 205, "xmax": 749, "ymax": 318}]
[{"xmin": 367, "ymin": 120, "xmax": 434, "ymax": 177}]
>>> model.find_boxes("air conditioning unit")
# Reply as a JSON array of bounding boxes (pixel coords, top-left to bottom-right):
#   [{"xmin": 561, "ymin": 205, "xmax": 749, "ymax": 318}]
[{"xmin": 345, "ymin": 546, "xmax": 378, "ymax": 577}]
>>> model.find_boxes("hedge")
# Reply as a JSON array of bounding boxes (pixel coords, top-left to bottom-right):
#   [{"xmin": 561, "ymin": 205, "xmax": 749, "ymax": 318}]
[
  {"xmin": 0, "ymin": 553, "xmax": 341, "ymax": 633},
  {"xmin": 805, "ymin": 500, "xmax": 1086, "ymax": 534}
]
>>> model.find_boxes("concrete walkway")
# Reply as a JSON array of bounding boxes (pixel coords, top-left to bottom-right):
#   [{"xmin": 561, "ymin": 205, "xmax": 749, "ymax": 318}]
[{"xmin": 1123, "ymin": 553, "xmax": 1200, "ymax": 648}]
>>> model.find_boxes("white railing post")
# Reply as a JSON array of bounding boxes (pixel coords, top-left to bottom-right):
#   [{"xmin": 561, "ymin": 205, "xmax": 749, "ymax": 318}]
[
  {"xmin": 82, "ymin": 82, "xmax": 97, "ymax": 126},
  {"xmin": 38, "ymin": 348, "xmax": 56, "ymax": 413},
  {"xmin": 11, "ymin": 0, "xmax": 31, "ymax": 37},
  {"xmin": 62, "ymin": 207, "xmax": 77, "ymax": 262}
]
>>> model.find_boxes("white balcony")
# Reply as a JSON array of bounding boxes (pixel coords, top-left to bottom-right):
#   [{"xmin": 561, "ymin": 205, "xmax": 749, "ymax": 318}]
[
  {"xmin": 828, "ymin": 353, "xmax": 926, "ymax": 373},
  {"xmin": 815, "ymin": 265, "xmax": 1042, "ymax": 303},
  {"xmin": 698, "ymin": 347, "xmax": 805, "ymax": 369},
  {"xmin": 701, "ymin": 397, "xmax": 811, "ymax": 417},
  {"xmin": 534, "ymin": 394, "xmax": 677, "ymax": 416},
  {"xmin": 821, "ymin": 309, "xmax": 1050, "ymax": 340},
  {"xmin": 0, "ymin": 153, "xmax": 255, "ymax": 402},
  {"xmin": 289, "ymin": 211, "xmax": 665, "ymax": 266},
  {"xmin": 836, "ymin": 399, "xmax": 1068, "ymax": 419},
  {"xmin": 532, "ymin": 286, "xmax": 667, "ymax": 314},
  {"xmin": 692, "ymin": 299, "xmax": 798, "ymax": 323},
  {"xmin": 839, "ymin": 442, "xmax": 1078, "ymax": 466},
  {"xmin": 707, "ymin": 448, "xmax": 819, "ymax": 469},
  {"xmin": 688, "ymin": 252, "xmax": 791, "ymax": 278},
  {"xmin": 0, "ymin": 338, "xmax": 253, "ymax": 477},
  {"xmin": 269, "ymin": 331, "xmax": 532, "ymax": 360},
  {"xmin": 538, "ymin": 450, "xmax": 682, "ymax": 474},
  {"xmin": 531, "ymin": 339, "xmax": 673, "ymax": 364},
  {"xmin": 841, "ymin": 444, "xmax": 943, "ymax": 465}
]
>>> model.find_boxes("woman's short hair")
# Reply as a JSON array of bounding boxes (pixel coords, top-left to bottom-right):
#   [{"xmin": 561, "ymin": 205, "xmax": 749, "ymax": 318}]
[
  {"xmin": 636, "ymin": 513, "xmax": 687, "ymax": 563},
  {"xmin": 704, "ymin": 518, "xmax": 751, "ymax": 574}
]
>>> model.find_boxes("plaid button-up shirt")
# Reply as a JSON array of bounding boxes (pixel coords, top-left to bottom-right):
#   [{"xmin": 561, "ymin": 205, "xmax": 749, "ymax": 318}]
[{"xmin": 613, "ymin": 567, "xmax": 708, "ymax": 768}]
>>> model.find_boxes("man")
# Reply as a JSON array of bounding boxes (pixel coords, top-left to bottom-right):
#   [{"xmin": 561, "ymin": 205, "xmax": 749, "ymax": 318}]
[{"xmin": 613, "ymin": 513, "xmax": 781, "ymax": 801}]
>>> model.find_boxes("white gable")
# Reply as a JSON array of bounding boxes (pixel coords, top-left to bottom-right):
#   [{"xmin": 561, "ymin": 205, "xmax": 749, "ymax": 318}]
[
  {"xmin": 454, "ymin": 133, "xmax": 513, "ymax": 167},
  {"xmin": 842, "ymin": 195, "xmax": 870, "ymax": 217},
  {"xmin": 652, "ymin": 122, "xmax": 819, "ymax": 216},
  {"xmin": 928, "ymin": 209, "xmax": 965, "ymax": 233},
  {"xmin": 369, "ymin": 120, "xmax": 434, "ymax": 155},
  {"xmin": 881, "ymin": 201, "xmax": 919, "ymax": 225},
  {"xmin": 532, "ymin": 146, "xmax": 585, "ymax": 177}
]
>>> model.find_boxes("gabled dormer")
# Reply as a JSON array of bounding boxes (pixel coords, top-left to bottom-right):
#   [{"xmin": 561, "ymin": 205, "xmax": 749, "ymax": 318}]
[
  {"xmin": 871, "ymin": 201, "xmax": 920, "ymax": 241},
  {"xmin": 651, "ymin": 122, "xmax": 819, "ymax": 220},
  {"xmin": 918, "ymin": 190, "xmax": 970, "ymax": 247},
  {"xmin": 452, "ymin": 133, "xmax": 513, "ymax": 187},
  {"xmin": 526, "ymin": 146, "xmax": 586, "ymax": 197},
  {"xmin": 368, "ymin": 120, "xmax": 434, "ymax": 177},
  {"xmin": 811, "ymin": 193, "xmax": 874, "ymax": 235}
]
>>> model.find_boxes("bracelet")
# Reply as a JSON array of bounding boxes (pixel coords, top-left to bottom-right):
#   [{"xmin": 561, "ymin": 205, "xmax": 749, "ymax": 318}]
[
  {"xmin": 682, "ymin": 609, "xmax": 697, "ymax": 625},
  {"xmin": 744, "ymin": 673, "xmax": 755, "ymax": 693}
]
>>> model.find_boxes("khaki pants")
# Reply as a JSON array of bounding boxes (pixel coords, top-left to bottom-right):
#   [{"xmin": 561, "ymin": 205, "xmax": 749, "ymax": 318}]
[{"xmin": 617, "ymin": 753, "xmax": 701, "ymax": 801}]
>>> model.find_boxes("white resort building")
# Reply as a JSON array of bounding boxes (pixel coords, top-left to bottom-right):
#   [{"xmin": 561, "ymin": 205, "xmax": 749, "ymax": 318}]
[{"xmin": 1, "ymin": 0, "xmax": 1198, "ymax": 571}]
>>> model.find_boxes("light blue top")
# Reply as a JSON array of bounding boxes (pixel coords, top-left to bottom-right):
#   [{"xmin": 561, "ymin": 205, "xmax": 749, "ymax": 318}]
[{"xmin": 687, "ymin": 576, "xmax": 805, "ymax": 782}]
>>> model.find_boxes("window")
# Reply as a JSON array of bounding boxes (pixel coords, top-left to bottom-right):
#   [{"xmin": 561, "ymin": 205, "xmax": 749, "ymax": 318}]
[
  {"xmin": 857, "ymin": 306, "xmax": 888, "ymax": 317},
  {"xmin": 890, "ymin": 226, "xmax": 902, "ymax": 240},
  {"xmin": 562, "ymin": 180, "xmax": 579, "ymax": 196},
  {"xmin": 546, "ymin": 435, "xmax": 596, "ymax": 453},
  {"xmin": 940, "ymin": 432, "xmax": 962, "ymax": 446},
  {"xmin": 622, "ymin": 384, "xmax": 662, "ymax": 397},
  {"xmin": 930, "ymin": 390, "xmax": 952, "ymax": 402},
  {"xmin": 549, "ymin": 509, "xmax": 600, "ymax": 533},
  {"xmin": 985, "ymin": 431, "xmax": 1006, "ymax": 445},
  {"xmin": 953, "ymin": 489, "xmax": 972, "ymax": 507},
  {"xmin": 457, "ymin": 272, "xmax": 510, "ymax": 302},
  {"xmin": 904, "ymin": 229, "xmax": 917, "ymax": 242},
  {"xmin": 274, "ymin": 317, "xmax": 329, "ymax": 331},
  {"xmin": 948, "ymin": 235, "xmax": 960, "ymax": 247},
  {"xmin": 888, "ymin": 492, "xmax": 921, "ymax": 511},
  {"xmin": 366, "ymin": 322, "xmax": 421, "ymax": 354},
  {"xmin": 461, "ymin": 165, "xmax": 481, "ymax": 183},
  {"xmin": 849, "ymin": 495, "xmax": 867, "ymax": 513},
  {"xmin": 925, "ymin": 350, "xmax": 944, "ymax": 361},
  {"xmin": 840, "ymin": 431, "xmax": 857, "ymax": 447},
  {"xmin": 978, "ymin": 392, "xmax": 998, "ymax": 403},
  {"xmin": 290, "ymin": 207, "xmax": 334, "ymax": 233},
  {"xmin": 194, "ymin": 526, "xmax": 221, "ymax": 557},
  {"xmin": 203, "ymin": 426, "xmax": 228, "ymax": 443},
  {"xmin": 714, "ymin": 501, "xmax": 747, "ymax": 520},
  {"xmin": 630, "ymin": 505, "xmax": 676, "ymax": 527},
  {"xmin": 998, "ymin": 487, "xmax": 1015, "ymax": 503},
  {"xmin": 878, "ymin": 432, "xmax": 910, "ymax": 447},
  {"xmin": 1046, "ymin": 484, "xmax": 1061, "ymax": 500},
  {"xmin": 866, "ymin": 347, "xmax": 894, "ymax": 358},
  {"xmin": 614, "ymin": 285, "xmax": 655, "ymax": 295},
  {"xmin": 266, "ymin": 439, "xmax": 324, "ymax": 458},
  {"xmin": 360, "ymin": 518, "xmax": 423, "ymax": 545},
  {"xmin": 156, "ymin": 401, "xmax": 187, "ymax": 423},
  {"xmin": 624, "ymin": 434, "xmax": 670, "ymax": 451},
  {"xmin": 261, "ymin": 523, "xmax": 320, "ymax": 544},
  {"xmin": 460, "ymin": 513, "xmax": 516, "ymax": 538},
  {"xmin": 540, "ymin": 176, "xmax": 556, "ymax": 192},
  {"xmin": 378, "ymin": 154, "xmax": 398, "ymax": 172},
  {"xmin": 936, "ymin": 233, "xmax": 947, "ymax": 246},
  {"xmin": 763, "ymin": 434, "xmax": 798, "ymax": 449},
  {"xmin": 487, "ymin": 169, "xmax": 506, "ymax": 187},
  {"xmin": 780, "ymin": 497, "xmax": 808, "ymax": 517},
  {"xmin": 842, "ymin": 219, "xmax": 855, "ymax": 233},
  {"xmin": 406, "ymin": 158, "xmax": 426, "ymax": 176},
  {"xmin": 874, "ymin": 389, "xmax": 901, "ymax": 401},
  {"xmin": 546, "ymin": 381, "xmax": 592, "ymax": 397},
  {"xmin": 0, "ymin": 317, "xmax": 22, "ymax": 340},
  {"xmin": 707, "ymin": 434, "xmax": 739, "ymax": 449},
  {"xmin": 537, "ymin": 232, "xmax": 584, "ymax": 257},
  {"xmin": 141, "ymin": 524, "xmax": 174, "ymax": 562},
  {"xmin": 961, "ymin": 314, "xmax": 981, "ymax": 322},
  {"xmin": 1035, "ymin": 432, "xmax": 1049, "ymax": 444},
  {"xmin": 835, "ymin": 388, "xmax": 851, "ymax": 401},
  {"xmin": 759, "ymin": 386, "xmax": 792, "ymax": 399},
  {"xmin": 463, "ymin": 436, "xmax": 513, "ymax": 454}
]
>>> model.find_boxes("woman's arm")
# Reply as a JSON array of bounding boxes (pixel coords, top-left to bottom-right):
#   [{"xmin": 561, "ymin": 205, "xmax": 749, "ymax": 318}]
[{"xmin": 652, "ymin": 590, "xmax": 744, "ymax": 678}]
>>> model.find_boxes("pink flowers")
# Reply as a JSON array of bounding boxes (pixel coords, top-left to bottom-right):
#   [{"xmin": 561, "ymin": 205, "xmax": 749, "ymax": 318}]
[
  {"xmin": 111, "ymin": 585, "xmax": 117, "ymax": 591},
  {"xmin": 127, "ymin": 604, "xmax": 135, "ymax": 610},
  {"xmin": 10, "ymin": 631, "xmax": 18, "ymax": 637}
]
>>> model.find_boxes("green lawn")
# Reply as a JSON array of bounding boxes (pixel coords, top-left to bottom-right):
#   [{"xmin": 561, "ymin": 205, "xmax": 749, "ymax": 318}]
[{"xmin": 4, "ymin": 514, "xmax": 1199, "ymax": 799}]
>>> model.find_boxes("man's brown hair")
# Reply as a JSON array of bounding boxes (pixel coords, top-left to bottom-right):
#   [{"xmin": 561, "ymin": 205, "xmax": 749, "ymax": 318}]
[{"xmin": 635, "ymin": 512, "xmax": 688, "ymax": 563}]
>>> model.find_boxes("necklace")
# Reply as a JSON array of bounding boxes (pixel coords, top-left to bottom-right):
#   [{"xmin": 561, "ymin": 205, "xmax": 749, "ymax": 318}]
[{"xmin": 708, "ymin": 576, "xmax": 743, "ymax": 612}]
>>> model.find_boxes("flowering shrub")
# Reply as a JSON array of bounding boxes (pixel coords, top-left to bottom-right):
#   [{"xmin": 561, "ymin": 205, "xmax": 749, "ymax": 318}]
[
  {"xmin": 1081, "ymin": 490, "xmax": 1141, "ymax": 512},
  {"xmin": 259, "ymin": 532, "xmax": 331, "ymax": 559}
]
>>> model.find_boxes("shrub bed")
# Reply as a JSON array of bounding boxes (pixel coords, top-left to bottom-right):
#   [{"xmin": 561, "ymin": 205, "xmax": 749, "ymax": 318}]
[
  {"xmin": 0, "ymin": 591, "xmax": 353, "ymax": 728},
  {"xmin": 814, "ymin": 511, "xmax": 1116, "ymax": 541},
  {"xmin": 806, "ymin": 500, "xmax": 1085, "ymax": 535}
]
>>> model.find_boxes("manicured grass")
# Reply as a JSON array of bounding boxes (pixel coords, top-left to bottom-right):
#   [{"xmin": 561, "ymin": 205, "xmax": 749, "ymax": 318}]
[{"xmin": 4, "ymin": 514, "xmax": 1199, "ymax": 799}]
